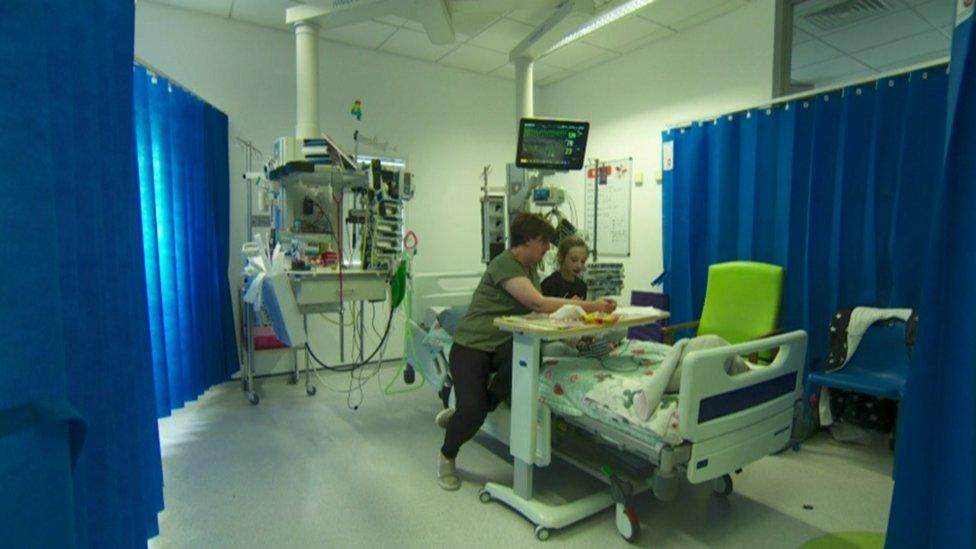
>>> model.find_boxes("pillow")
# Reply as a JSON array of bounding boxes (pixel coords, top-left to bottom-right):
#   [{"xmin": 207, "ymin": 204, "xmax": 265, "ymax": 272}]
[{"xmin": 436, "ymin": 305, "xmax": 469, "ymax": 337}]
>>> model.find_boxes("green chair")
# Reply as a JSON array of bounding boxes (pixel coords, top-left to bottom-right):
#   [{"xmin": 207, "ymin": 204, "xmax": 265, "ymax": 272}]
[{"xmin": 663, "ymin": 261, "xmax": 784, "ymax": 356}]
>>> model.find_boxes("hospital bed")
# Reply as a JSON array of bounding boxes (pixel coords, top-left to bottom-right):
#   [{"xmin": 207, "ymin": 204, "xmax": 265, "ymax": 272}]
[{"xmin": 405, "ymin": 272, "xmax": 807, "ymax": 543}]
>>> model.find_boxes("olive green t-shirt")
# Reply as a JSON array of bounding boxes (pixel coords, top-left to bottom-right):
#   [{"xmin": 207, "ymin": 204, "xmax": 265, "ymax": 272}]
[{"xmin": 453, "ymin": 250, "xmax": 541, "ymax": 351}]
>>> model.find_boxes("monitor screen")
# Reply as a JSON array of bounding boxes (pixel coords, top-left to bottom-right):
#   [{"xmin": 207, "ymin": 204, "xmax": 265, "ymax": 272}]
[{"xmin": 516, "ymin": 118, "xmax": 589, "ymax": 171}]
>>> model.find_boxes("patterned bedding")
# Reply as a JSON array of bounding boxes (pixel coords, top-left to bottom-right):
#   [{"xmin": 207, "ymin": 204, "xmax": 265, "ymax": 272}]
[
  {"xmin": 419, "ymin": 321, "xmax": 686, "ymax": 447},
  {"xmin": 538, "ymin": 340, "xmax": 685, "ymax": 447}
]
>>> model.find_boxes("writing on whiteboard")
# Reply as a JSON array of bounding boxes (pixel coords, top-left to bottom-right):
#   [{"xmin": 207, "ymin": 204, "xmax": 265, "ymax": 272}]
[{"xmin": 584, "ymin": 158, "xmax": 632, "ymax": 257}]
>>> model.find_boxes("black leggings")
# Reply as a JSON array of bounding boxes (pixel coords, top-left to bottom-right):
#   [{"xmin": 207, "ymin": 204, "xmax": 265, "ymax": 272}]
[{"xmin": 440, "ymin": 340, "xmax": 513, "ymax": 459}]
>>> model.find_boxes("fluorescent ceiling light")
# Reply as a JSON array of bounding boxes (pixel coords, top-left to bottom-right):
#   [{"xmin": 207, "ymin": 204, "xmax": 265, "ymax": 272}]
[{"xmin": 545, "ymin": 0, "xmax": 656, "ymax": 54}]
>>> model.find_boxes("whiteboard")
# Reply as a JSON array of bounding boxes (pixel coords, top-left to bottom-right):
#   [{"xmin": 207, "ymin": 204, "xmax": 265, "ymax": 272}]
[{"xmin": 584, "ymin": 158, "xmax": 632, "ymax": 257}]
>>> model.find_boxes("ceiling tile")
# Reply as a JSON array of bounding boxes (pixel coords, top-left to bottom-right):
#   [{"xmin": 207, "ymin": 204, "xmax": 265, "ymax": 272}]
[
  {"xmin": 793, "ymin": 28, "xmax": 814, "ymax": 44},
  {"xmin": 320, "ymin": 20, "xmax": 398, "ymax": 49},
  {"xmin": 819, "ymin": 9, "xmax": 931, "ymax": 53},
  {"xmin": 637, "ymin": 0, "xmax": 746, "ymax": 30},
  {"xmin": 450, "ymin": 11, "xmax": 501, "ymax": 37},
  {"xmin": 792, "ymin": 39, "xmax": 844, "ymax": 68},
  {"xmin": 401, "ymin": 19, "xmax": 426, "ymax": 32},
  {"xmin": 914, "ymin": 0, "xmax": 956, "ymax": 29},
  {"xmin": 852, "ymin": 30, "xmax": 950, "ymax": 68},
  {"xmin": 230, "ymin": 0, "xmax": 296, "ymax": 30},
  {"xmin": 636, "ymin": 0, "xmax": 715, "ymax": 27},
  {"xmin": 610, "ymin": 26, "xmax": 676, "ymax": 53},
  {"xmin": 794, "ymin": 15, "xmax": 828, "ymax": 38},
  {"xmin": 375, "ymin": 15, "xmax": 409, "ymax": 26},
  {"xmin": 375, "ymin": 14, "xmax": 427, "ymax": 32},
  {"xmin": 438, "ymin": 44, "xmax": 509, "ymax": 73},
  {"xmin": 538, "ymin": 41, "xmax": 613, "ymax": 70},
  {"xmin": 669, "ymin": 0, "xmax": 747, "ymax": 31},
  {"xmin": 792, "ymin": 56, "xmax": 874, "ymax": 84},
  {"xmin": 149, "ymin": 0, "xmax": 233, "ymax": 17},
  {"xmin": 379, "ymin": 27, "xmax": 459, "ymax": 61},
  {"xmin": 506, "ymin": 7, "xmax": 554, "ymax": 26},
  {"xmin": 571, "ymin": 50, "xmax": 619, "ymax": 72},
  {"xmin": 874, "ymin": 48, "xmax": 950, "ymax": 71},
  {"xmin": 467, "ymin": 18, "xmax": 535, "ymax": 52},
  {"xmin": 581, "ymin": 13, "xmax": 671, "ymax": 52}
]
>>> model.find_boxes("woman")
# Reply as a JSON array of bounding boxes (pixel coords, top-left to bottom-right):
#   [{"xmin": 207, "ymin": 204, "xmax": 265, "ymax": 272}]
[{"xmin": 437, "ymin": 213, "xmax": 616, "ymax": 491}]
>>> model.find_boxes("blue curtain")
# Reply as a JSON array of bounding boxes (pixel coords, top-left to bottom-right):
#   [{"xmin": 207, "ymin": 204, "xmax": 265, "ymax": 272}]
[
  {"xmin": 888, "ymin": 7, "xmax": 976, "ymax": 547},
  {"xmin": 662, "ymin": 66, "xmax": 949, "ymax": 369},
  {"xmin": 0, "ymin": 1, "xmax": 163, "ymax": 546},
  {"xmin": 133, "ymin": 67, "xmax": 238, "ymax": 417}
]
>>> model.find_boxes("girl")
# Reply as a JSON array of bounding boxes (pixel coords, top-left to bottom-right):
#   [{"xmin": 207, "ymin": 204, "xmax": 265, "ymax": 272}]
[{"xmin": 541, "ymin": 236, "xmax": 589, "ymax": 300}]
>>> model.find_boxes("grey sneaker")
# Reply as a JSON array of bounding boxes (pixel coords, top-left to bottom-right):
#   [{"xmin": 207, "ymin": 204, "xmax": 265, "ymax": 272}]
[
  {"xmin": 438, "ymin": 454, "xmax": 461, "ymax": 491},
  {"xmin": 435, "ymin": 407, "xmax": 455, "ymax": 429}
]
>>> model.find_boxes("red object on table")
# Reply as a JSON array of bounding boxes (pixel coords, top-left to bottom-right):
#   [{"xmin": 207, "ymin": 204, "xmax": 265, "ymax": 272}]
[{"xmin": 253, "ymin": 326, "xmax": 287, "ymax": 350}]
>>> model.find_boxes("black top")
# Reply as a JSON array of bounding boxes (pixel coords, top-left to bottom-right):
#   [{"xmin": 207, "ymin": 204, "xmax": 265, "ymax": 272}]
[{"xmin": 541, "ymin": 272, "xmax": 588, "ymax": 299}]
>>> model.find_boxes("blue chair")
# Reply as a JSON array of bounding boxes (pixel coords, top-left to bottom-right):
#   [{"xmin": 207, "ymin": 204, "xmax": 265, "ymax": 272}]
[{"xmin": 807, "ymin": 319, "xmax": 911, "ymax": 447}]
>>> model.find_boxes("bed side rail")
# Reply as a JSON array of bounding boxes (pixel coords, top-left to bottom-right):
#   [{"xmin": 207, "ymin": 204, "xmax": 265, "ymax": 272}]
[
  {"xmin": 404, "ymin": 320, "xmax": 450, "ymax": 392},
  {"xmin": 678, "ymin": 330, "xmax": 807, "ymax": 483}
]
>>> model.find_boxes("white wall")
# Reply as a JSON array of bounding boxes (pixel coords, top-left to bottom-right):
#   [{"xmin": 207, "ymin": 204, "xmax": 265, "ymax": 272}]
[
  {"xmin": 538, "ymin": 0, "xmax": 777, "ymax": 301},
  {"xmin": 134, "ymin": 0, "xmax": 778, "ymax": 377},
  {"xmin": 135, "ymin": 2, "xmax": 520, "ymax": 373}
]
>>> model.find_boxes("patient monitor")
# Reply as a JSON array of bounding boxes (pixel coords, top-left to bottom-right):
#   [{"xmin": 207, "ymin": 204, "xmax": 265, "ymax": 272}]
[{"xmin": 481, "ymin": 117, "xmax": 589, "ymax": 263}]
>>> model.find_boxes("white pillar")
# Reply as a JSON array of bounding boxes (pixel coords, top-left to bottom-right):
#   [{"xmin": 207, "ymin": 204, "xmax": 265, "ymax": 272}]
[
  {"xmin": 295, "ymin": 22, "xmax": 320, "ymax": 139},
  {"xmin": 514, "ymin": 57, "xmax": 534, "ymax": 123}
]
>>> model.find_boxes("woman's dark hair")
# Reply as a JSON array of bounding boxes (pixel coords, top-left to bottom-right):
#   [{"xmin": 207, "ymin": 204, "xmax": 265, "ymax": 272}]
[{"xmin": 510, "ymin": 213, "xmax": 556, "ymax": 247}]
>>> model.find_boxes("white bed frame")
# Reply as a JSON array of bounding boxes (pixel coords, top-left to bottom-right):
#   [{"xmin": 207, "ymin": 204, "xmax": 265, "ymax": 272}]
[
  {"xmin": 405, "ymin": 271, "xmax": 483, "ymax": 392},
  {"xmin": 405, "ymin": 272, "xmax": 807, "ymax": 542}
]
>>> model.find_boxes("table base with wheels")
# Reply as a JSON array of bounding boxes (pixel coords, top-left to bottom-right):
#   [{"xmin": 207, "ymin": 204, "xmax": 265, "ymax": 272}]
[
  {"xmin": 479, "ymin": 480, "xmax": 612, "ymax": 540},
  {"xmin": 479, "ymin": 324, "xmax": 665, "ymax": 543},
  {"xmin": 480, "ymin": 481, "xmax": 639, "ymax": 542}
]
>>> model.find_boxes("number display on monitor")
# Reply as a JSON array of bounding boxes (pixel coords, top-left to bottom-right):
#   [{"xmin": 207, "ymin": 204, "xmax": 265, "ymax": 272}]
[{"xmin": 516, "ymin": 118, "xmax": 589, "ymax": 171}]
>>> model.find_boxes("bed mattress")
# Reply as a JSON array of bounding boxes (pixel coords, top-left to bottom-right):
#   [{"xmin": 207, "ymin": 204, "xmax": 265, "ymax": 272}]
[
  {"xmin": 419, "ymin": 319, "xmax": 685, "ymax": 448},
  {"xmin": 539, "ymin": 339, "xmax": 685, "ymax": 448}
]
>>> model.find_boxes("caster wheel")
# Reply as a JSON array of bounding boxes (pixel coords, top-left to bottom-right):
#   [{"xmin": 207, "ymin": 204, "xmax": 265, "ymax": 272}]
[
  {"xmin": 615, "ymin": 504, "xmax": 640, "ymax": 543},
  {"xmin": 792, "ymin": 440, "xmax": 801, "ymax": 452},
  {"xmin": 288, "ymin": 373, "xmax": 299, "ymax": 385},
  {"xmin": 306, "ymin": 385, "xmax": 317, "ymax": 396},
  {"xmin": 712, "ymin": 474, "xmax": 733, "ymax": 497},
  {"xmin": 478, "ymin": 490, "xmax": 492, "ymax": 504},
  {"xmin": 248, "ymin": 392, "xmax": 259, "ymax": 406},
  {"xmin": 534, "ymin": 526, "xmax": 550, "ymax": 542}
]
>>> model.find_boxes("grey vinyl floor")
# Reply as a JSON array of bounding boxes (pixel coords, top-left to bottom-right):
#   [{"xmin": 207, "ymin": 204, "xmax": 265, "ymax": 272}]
[{"xmin": 149, "ymin": 366, "xmax": 894, "ymax": 548}]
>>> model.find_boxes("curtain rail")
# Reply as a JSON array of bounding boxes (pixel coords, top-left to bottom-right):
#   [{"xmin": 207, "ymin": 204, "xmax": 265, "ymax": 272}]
[
  {"xmin": 133, "ymin": 55, "xmax": 225, "ymax": 113},
  {"xmin": 667, "ymin": 56, "xmax": 950, "ymax": 130}
]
